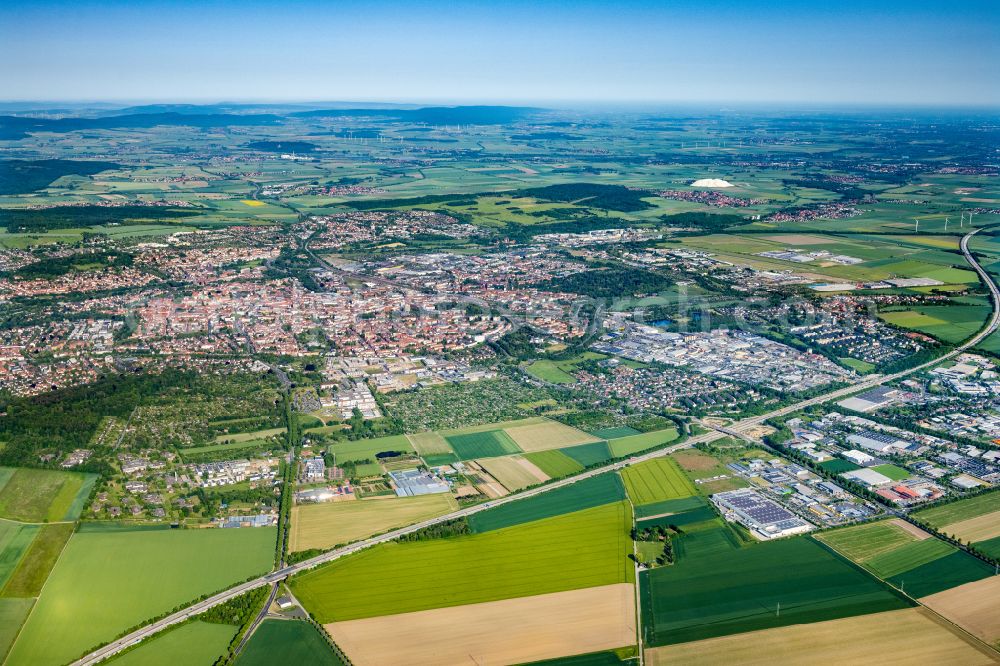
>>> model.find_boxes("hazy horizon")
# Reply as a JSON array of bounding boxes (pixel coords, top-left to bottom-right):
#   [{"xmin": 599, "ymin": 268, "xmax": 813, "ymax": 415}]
[{"xmin": 3, "ymin": 0, "xmax": 998, "ymax": 107}]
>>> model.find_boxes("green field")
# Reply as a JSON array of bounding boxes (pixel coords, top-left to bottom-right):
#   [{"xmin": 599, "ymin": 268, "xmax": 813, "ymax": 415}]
[
  {"xmin": 0, "ymin": 521, "xmax": 40, "ymax": 590},
  {"xmin": 235, "ymin": 620, "xmax": 344, "ymax": 666},
  {"xmin": 107, "ymin": 621, "xmax": 236, "ymax": 666},
  {"xmin": 865, "ymin": 538, "xmax": 954, "ymax": 579},
  {"xmin": 352, "ymin": 462, "xmax": 382, "ymax": 477},
  {"xmin": 814, "ymin": 521, "xmax": 916, "ymax": 562},
  {"xmin": 607, "ymin": 428, "xmax": 680, "ymax": 457},
  {"xmin": 912, "ymin": 492, "xmax": 1000, "ymax": 528},
  {"xmin": 640, "ymin": 534, "xmax": 911, "ymax": 646},
  {"xmin": 525, "ymin": 360, "xmax": 577, "ymax": 384},
  {"xmin": 634, "ymin": 495, "xmax": 708, "ymax": 520},
  {"xmin": 0, "ymin": 598, "xmax": 33, "ymax": 662},
  {"xmin": 445, "ymin": 429, "xmax": 522, "ymax": 460},
  {"xmin": 977, "ymin": 535, "xmax": 1000, "ymax": 559},
  {"xmin": 878, "ymin": 305, "xmax": 990, "ymax": 344},
  {"xmin": 839, "ymin": 357, "xmax": 876, "ymax": 373},
  {"xmin": 819, "ymin": 459, "xmax": 861, "ymax": 474},
  {"xmin": 524, "ymin": 450, "xmax": 585, "ymax": 478},
  {"xmin": 872, "ymin": 464, "xmax": 910, "ymax": 481},
  {"xmin": 291, "ymin": 502, "xmax": 634, "ymax": 622},
  {"xmin": 886, "ymin": 550, "xmax": 994, "ymax": 598},
  {"xmin": 591, "ymin": 427, "xmax": 641, "ymax": 439},
  {"xmin": 181, "ymin": 440, "xmax": 273, "ymax": 457},
  {"xmin": 1, "ymin": 522, "xmax": 74, "ymax": 597},
  {"xmin": 621, "ymin": 458, "xmax": 695, "ymax": 506},
  {"xmin": 0, "ymin": 467, "xmax": 91, "ymax": 523},
  {"xmin": 7, "ymin": 527, "xmax": 276, "ymax": 666},
  {"xmin": 327, "ymin": 435, "xmax": 415, "ymax": 463},
  {"xmin": 469, "ymin": 472, "xmax": 626, "ymax": 533},
  {"xmin": 561, "ymin": 441, "xmax": 613, "ymax": 467}
]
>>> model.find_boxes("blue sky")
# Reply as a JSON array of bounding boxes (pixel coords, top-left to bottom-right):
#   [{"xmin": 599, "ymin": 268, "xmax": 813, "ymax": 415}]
[{"xmin": 2, "ymin": 0, "xmax": 998, "ymax": 106}]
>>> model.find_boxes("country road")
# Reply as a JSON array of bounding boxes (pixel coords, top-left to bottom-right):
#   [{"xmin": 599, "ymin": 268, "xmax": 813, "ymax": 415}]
[{"xmin": 73, "ymin": 228, "xmax": 1000, "ymax": 666}]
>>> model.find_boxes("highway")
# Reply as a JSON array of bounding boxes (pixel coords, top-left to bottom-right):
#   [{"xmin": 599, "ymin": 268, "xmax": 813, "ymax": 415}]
[{"xmin": 73, "ymin": 229, "xmax": 999, "ymax": 666}]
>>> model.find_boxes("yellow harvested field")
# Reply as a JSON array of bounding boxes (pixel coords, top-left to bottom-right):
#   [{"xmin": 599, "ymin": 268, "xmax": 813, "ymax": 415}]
[
  {"xmin": 240, "ymin": 199, "xmax": 266, "ymax": 206},
  {"xmin": 289, "ymin": 494, "xmax": 457, "ymax": 552},
  {"xmin": 326, "ymin": 583, "xmax": 636, "ymax": 666},
  {"xmin": 645, "ymin": 608, "xmax": 998, "ymax": 666},
  {"xmin": 407, "ymin": 431, "xmax": 453, "ymax": 456},
  {"xmin": 921, "ymin": 575, "xmax": 1000, "ymax": 646},
  {"xmin": 890, "ymin": 518, "xmax": 931, "ymax": 540},
  {"xmin": 942, "ymin": 510, "xmax": 1000, "ymax": 543},
  {"xmin": 477, "ymin": 456, "xmax": 549, "ymax": 492},
  {"xmin": 504, "ymin": 420, "xmax": 601, "ymax": 452}
]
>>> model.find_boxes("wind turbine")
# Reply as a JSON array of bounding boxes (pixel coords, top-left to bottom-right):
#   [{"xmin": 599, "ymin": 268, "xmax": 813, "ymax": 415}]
[
  {"xmin": 914, "ymin": 218, "xmax": 920, "ymax": 233},
  {"xmin": 945, "ymin": 217, "xmax": 949, "ymax": 231}
]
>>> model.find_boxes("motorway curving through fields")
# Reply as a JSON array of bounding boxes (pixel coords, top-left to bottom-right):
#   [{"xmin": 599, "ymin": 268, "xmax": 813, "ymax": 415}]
[{"xmin": 73, "ymin": 229, "xmax": 1000, "ymax": 665}]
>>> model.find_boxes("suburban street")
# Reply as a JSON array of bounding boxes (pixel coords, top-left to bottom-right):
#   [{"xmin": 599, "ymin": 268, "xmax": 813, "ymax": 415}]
[{"xmin": 73, "ymin": 228, "xmax": 1000, "ymax": 666}]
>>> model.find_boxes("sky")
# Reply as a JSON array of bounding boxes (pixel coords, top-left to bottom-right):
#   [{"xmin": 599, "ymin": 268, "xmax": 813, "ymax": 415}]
[{"xmin": 2, "ymin": 0, "xmax": 998, "ymax": 106}]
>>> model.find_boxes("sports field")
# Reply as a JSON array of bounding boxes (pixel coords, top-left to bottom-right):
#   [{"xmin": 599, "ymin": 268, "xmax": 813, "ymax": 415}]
[
  {"xmin": 236, "ymin": 619, "xmax": 343, "ymax": 666},
  {"xmin": 644, "ymin": 608, "xmax": 999, "ymax": 666},
  {"xmin": 327, "ymin": 583, "xmax": 636, "ymax": 666},
  {"xmin": 469, "ymin": 472, "xmax": 626, "ymax": 532},
  {"xmin": 921, "ymin": 575, "xmax": 1000, "ymax": 648},
  {"xmin": 872, "ymin": 464, "xmax": 910, "ymax": 481},
  {"xmin": 406, "ymin": 431, "xmax": 454, "ymax": 456},
  {"xmin": 7, "ymin": 526, "xmax": 276, "ymax": 666},
  {"xmin": 289, "ymin": 494, "xmax": 457, "ymax": 552},
  {"xmin": 477, "ymin": 456, "xmax": 549, "ymax": 491},
  {"xmin": 621, "ymin": 458, "xmax": 695, "ymax": 506},
  {"xmin": 446, "ymin": 429, "xmax": 522, "ymax": 459},
  {"xmin": 291, "ymin": 502, "xmax": 634, "ymax": 622},
  {"xmin": 504, "ymin": 420, "xmax": 601, "ymax": 452},
  {"xmin": 327, "ymin": 435, "xmax": 415, "ymax": 463},
  {"xmin": 913, "ymin": 492, "xmax": 1000, "ymax": 528},
  {"xmin": 524, "ymin": 450, "xmax": 585, "ymax": 478},
  {"xmin": 640, "ymin": 534, "xmax": 911, "ymax": 646},
  {"xmin": 0, "ymin": 467, "xmax": 92, "ymax": 522},
  {"xmin": 108, "ymin": 621, "xmax": 237, "ymax": 666},
  {"xmin": 814, "ymin": 520, "xmax": 918, "ymax": 562},
  {"xmin": 607, "ymin": 428, "xmax": 679, "ymax": 457}
]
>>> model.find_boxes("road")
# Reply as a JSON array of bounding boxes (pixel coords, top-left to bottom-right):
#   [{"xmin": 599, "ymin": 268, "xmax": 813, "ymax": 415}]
[{"xmin": 73, "ymin": 229, "xmax": 999, "ymax": 666}]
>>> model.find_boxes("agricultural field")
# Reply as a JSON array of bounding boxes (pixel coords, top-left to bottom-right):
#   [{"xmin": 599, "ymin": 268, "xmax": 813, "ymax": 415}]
[
  {"xmin": 815, "ymin": 517, "xmax": 991, "ymax": 597},
  {"xmin": 446, "ymin": 429, "xmax": 522, "ymax": 460},
  {"xmin": 327, "ymin": 434, "xmax": 415, "ymax": 463},
  {"xmin": 562, "ymin": 441, "xmax": 614, "ymax": 468},
  {"xmin": 504, "ymin": 420, "xmax": 602, "ymax": 452},
  {"xmin": 236, "ymin": 619, "xmax": 344, "ymax": 666},
  {"xmin": 6, "ymin": 526, "xmax": 276, "ymax": 666},
  {"xmin": 814, "ymin": 520, "xmax": 922, "ymax": 563},
  {"xmin": 607, "ymin": 428, "xmax": 679, "ymax": 458},
  {"xmin": 289, "ymin": 494, "xmax": 458, "ymax": 552},
  {"xmin": 406, "ymin": 431, "xmax": 454, "ymax": 457},
  {"xmin": 290, "ymin": 501, "xmax": 634, "ymax": 622},
  {"xmin": 640, "ymin": 533, "xmax": 911, "ymax": 646},
  {"xmin": 327, "ymin": 583, "xmax": 636, "ymax": 666},
  {"xmin": 644, "ymin": 608, "xmax": 999, "ymax": 666},
  {"xmin": 524, "ymin": 450, "xmax": 585, "ymax": 479},
  {"xmin": 0, "ymin": 467, "xmax": 94, "ymax": 522},
  {"xmin": 620, "ymin": 458, "xmax": 695, "ymax": 506},
  {"xmin": 920, "ymin": 575, "xmax": 1000, "ymax": 649},
  {"xmin": 913, "ymin": 492, "xmax": 1000, "ymax": 529},
  {"xmin": 107, "ymin": 621, "xmax": 237, "ymax": 666},
  {"xmin": 0, "ymin": 598, "xmax": 34, "ymax": 662},
  {"xmin": 477, "ymin": 455, "xmax": 550, "ymax": 491},
  {"xmin": 469, "ymin": 473, "xmax": 626, "ymax": 532},
  {"xmin": 1, "ymin": 522, "xmax": 75, "ymax": 597},
  {"xmin": 878, "ymin": 305, "xmax": 990, "ymax": 344},
  {"xmin": 0, "ymin": 521, "xmax": 39, "ymax": 590}
]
